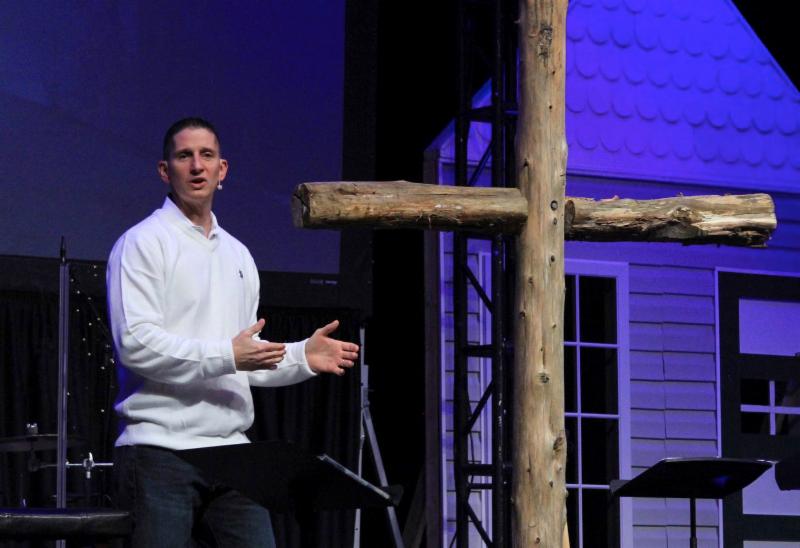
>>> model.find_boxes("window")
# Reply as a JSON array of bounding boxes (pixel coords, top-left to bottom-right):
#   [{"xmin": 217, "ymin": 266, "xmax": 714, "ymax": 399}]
[
  {"xmin": 737, "ymin": 298, "xmax": 800, "ymax": 437},
  {"xmin": 719, "ymin": 271, "xmax": 800, "ymax": 546},
  {"xmin": 564, "ymin": 262, "xmax": 630, "ymax": 548}
]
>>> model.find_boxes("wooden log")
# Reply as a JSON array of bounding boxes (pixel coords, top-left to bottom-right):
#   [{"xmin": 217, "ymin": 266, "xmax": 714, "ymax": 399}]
[
  {"xmin": 293, "ymin": 181, "xmax": 775, "ymax": 246},
  {"xmin": 512, "ymin": 0, "xmax": 568, "ymax": 546},
  {"xmin": 565, "ymin": 193, "xmax": 776, "ymax": 247},
  {"xmin": 292, "ymin": 180, "xmax": 527, "ymax": 233}
]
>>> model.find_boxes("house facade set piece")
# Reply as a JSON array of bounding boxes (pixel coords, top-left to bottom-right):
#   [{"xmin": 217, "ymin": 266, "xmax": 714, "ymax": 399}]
[{"xmin": 424, "ymin": 0, "xmax": 800, "ymax": 546}]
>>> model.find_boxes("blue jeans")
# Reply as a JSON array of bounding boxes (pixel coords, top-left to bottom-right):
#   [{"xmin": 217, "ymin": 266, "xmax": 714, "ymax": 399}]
[{"xmin": 114, "ymin": 445, "xmax": 276, "ymax": 548}]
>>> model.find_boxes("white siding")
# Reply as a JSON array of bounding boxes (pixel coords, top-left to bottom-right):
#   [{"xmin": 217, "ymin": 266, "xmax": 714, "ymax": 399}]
[{"xmin": 626, "ymin": 236, "xmax": 721, "ymax": 543}]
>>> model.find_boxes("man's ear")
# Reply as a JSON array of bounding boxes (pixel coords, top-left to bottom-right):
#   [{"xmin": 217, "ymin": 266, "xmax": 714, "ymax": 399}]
[
  {"xmin": 219, "ymin": 158, "xmax": 229, "ymax": 182},
  {"xmin": 158, "ymin": 160, "xmax": 170, "ymax": 185}
]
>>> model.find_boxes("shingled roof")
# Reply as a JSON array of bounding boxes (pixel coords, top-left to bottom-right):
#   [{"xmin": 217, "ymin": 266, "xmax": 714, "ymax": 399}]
[{"xmin": 431, "ymin": 0, "xmax": 800, "ymax": 194}]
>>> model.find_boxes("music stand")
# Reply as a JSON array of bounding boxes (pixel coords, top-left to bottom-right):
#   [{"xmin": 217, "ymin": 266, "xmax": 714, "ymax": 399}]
[
  {"xmin": 177, "ymin": 441, "xmax": 400, "ymax": 512},
  {"xmin": 611, "ymin": 457, "xmax": 771, "ymax": 548},
  {"xmin": 775, "ymin": 453, "xmax": 800, "ymax": 490}
]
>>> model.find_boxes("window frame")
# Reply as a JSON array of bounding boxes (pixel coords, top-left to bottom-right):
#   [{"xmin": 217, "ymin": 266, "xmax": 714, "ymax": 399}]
[
  {"xmin": 715, "ymin": 267, "xmax": 800, "ymax": 546},
  {"xmin": 565, "ymin": 259, "xmax": 632, "ymax": 548}
]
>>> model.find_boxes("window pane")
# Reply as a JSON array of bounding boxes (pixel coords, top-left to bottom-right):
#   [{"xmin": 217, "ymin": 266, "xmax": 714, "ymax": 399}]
[
  {"xmin": 583, "ymin": 489, "xmax": 616, "ymax": 547},
  {"xmin": 741, "ymin": 412, "xmax": 770, "ymax": 434},
  {"xmin": 581, "ymin": 418, "xmax": 619, "ymax": 485},
  {"xmin": 579, "ymin": 276, "xmax": 617, "ymax": 343},
  {"xmin": 565, "ymin": 346, "xmax": 577, "ymax": 413},
  {"xmin": 739, "ymin": 298, "xmax": 800, "ymax": 356},
  {"xmin": 741, "ymin": 379, "xmax": 769, "ymax": 406},
  {"xmin": 580, "ymin": 348, "xmax": 618, "ymax": 414},
  {"xmin": 565, "ymin": 275, "xmax": 576, "ymax": 342},
  {"xmin": 566, "ymin": 416, "xmax": 578, "ymax": 484},
  {"xmin": 775, "ymin": 381, "xmax": 800, "ymax": 408},
  {"xmin": 775, "ymin": 414, "xmax": 800, "ymax": 436}
]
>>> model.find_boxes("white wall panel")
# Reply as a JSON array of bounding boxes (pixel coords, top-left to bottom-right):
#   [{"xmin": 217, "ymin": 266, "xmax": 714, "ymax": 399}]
[
  {"xmin": 664, "ymin": 410, "xmax": 717, "ymax": 440},
  {"xmin": 631, "ymin": 351, "xmax": 666, "ymax": 381},
  {"xmin": 663, "ymin": 352, "xmax": 717, "ymax": 381},
  {"xmin": 664, "ymin": 381, "xmax": 716, "ymax": 410}
]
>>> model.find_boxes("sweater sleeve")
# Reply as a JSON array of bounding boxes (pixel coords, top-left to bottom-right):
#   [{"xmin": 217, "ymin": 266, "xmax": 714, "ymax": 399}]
[
  {"xmin": 107, "ymin": 230, "xmax": 237, "ymax": 384},
  {"xmin": 246, "ymin": 339, "xmax": 318, "ymax": 387},
  {"xmin": 242, "ymin": 256, "xmax": 318, "ymax": 387}
]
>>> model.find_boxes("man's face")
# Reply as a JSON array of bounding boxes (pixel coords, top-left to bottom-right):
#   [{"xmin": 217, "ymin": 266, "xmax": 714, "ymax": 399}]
[{"xmin": 158, "ymin": 127, "xmax": 228, "ymax": 207}]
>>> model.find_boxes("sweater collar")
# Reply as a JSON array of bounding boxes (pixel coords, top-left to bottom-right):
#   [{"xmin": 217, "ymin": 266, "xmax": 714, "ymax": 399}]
[{"xmin": 160, "ymin": 196, "xmax": 221, "ymax": 245}]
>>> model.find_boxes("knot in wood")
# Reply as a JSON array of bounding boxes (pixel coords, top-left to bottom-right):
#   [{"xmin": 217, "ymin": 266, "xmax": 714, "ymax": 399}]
[
  {"xmin": 670, "ymin": 205, "xmax": 700, "ymax": 224},
  {"xmin": 539, "ymin": 372, "xmax": 550, "ymax": 384},
  {"xmin": 537, "ymin": 25, "xmax": 553, "ymax": 59},
  {"xmin": 338, "ymin": 184, "xmax": 359, "ymax": 195},
  {"xmin": 553, "ymin": 435, "xmax": 565, "ymax": 452}
]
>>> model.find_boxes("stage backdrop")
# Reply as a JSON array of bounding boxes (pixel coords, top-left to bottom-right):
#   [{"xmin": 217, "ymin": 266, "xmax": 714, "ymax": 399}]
[{"xmin": 0, "ymin": 1, "xmax": 343, "ymax": 274}]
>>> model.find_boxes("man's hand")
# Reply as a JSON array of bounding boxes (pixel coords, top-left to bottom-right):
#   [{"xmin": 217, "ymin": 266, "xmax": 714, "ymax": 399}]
[
  {"xmin": 232, "ymin": 319, "xmax": 286, "ymax": 372},
  {"xmin": 305, "ymin": 320, "xmax": 360, "ymax": 376}
]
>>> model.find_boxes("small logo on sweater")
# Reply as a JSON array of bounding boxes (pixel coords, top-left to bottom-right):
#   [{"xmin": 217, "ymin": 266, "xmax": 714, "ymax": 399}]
[{"xmin": 238, "ymin": 269, "xmax": 243, "ymax": 279}]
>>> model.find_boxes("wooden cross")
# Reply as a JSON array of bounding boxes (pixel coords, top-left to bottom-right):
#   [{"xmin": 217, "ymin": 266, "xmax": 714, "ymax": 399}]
[{"xmin": 291, "ymin": 1, "xmax": 777, "ymax": 546}]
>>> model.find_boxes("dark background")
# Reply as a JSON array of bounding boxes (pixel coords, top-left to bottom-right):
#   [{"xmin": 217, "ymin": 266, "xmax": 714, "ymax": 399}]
[{"xmin": 0, "ymin": 2, "xmax": 344, "ymax": 274}]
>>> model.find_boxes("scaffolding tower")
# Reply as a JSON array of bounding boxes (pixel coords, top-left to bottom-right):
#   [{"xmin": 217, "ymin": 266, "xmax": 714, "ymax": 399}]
[{"xmin": 452, "ymin": 0, "xmax": 518, "ymax": 546}]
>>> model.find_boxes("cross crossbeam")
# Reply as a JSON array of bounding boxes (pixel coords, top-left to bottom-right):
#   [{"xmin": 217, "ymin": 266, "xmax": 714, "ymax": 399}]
[{"xmin": 292, "ymin": 181, "xmax": 776, "ymax": 246}]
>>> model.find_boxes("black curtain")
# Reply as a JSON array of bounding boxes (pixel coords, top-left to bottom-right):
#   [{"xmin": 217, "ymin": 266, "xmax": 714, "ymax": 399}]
[
  {"xmin": 251, "ymin": 306, "xmax": 362, "ymax": 548},
  {"xmin": 0, "ymin": 256, "xmax": 361, "ymax": 548},
  {"xmin": 0, "ymin": 288, "xmax": 64, "ymax": 510}
]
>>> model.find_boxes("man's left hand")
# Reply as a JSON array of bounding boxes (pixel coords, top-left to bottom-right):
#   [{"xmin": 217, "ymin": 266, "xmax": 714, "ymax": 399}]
[{"xmin": 305, "ymin": 320, "xmax": 360, "ymax": 376}]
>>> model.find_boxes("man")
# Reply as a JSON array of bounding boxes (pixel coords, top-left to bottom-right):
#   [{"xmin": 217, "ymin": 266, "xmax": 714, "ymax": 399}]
[{"xmin": 107, "ymin": 117, "xmax": 358, "ymax": 546}]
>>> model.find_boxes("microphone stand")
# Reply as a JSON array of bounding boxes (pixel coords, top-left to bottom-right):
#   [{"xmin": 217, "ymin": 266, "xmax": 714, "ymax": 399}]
[{"xmin": 56, "ymin": 237, "xmax": 70, "ymax": 548}]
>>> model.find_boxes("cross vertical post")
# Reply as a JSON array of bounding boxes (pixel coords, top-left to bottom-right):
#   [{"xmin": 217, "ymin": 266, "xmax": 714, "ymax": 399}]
[{"xmin": 511, "ymin": 0, "xmax": 569, "ymax": 546}]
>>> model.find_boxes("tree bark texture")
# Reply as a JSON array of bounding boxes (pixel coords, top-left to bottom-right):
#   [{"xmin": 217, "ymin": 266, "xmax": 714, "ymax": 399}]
[
  {"xmin": 293, "ymin": 181, "xmax": 775, "ymax": 247},
  {"xmin": 566, "ymin": 193, "xmax": 776, "ymax": 246},
  {"xmin": 512, "ymin": 0, "xmax": 568, "ymax": 546},
  {"xmin": 293, "ymin": 181, "xmax": 527, "ymax": 233}
]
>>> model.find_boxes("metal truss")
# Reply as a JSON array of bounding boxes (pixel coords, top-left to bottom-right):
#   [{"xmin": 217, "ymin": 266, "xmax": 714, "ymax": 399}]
[{"xmin": 452, "ymin": 0, "xmax": 517, "ymax": 546}]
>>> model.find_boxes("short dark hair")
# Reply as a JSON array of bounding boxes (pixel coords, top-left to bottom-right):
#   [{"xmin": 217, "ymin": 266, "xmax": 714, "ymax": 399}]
[{"xmin": 162, "ymin": 117, "xmax": 221, "ymax": 160}]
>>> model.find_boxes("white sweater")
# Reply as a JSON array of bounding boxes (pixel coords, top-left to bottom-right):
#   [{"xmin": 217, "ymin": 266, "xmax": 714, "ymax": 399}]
[{"xmin": 107, "ymin": 197, "xmax": 316, "ymax": 450}]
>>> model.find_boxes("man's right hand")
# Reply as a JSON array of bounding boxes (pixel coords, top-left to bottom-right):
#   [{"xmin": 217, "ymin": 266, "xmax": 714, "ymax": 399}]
[{"xmin": 232, "ymin": 318, "xmax": 286, "ymax": 371}]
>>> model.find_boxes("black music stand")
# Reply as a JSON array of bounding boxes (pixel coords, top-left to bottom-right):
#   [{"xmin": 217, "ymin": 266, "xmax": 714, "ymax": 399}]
[
  {"xmin": 776, "ymin": 454, "xmax": 800, "ymax": 490},
  {"xmin": 611, "ymin": 457, "xmax": 771, "ymax": 548},
  {"xmin": 177, "ymin": 441, "xmax": 400, "ymax": 512}
]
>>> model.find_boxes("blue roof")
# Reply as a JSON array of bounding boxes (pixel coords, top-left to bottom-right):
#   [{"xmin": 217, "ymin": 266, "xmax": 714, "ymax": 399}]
[{"xmin": 430, "ymin": 0, "xmax": 800, "ymax": 194}]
